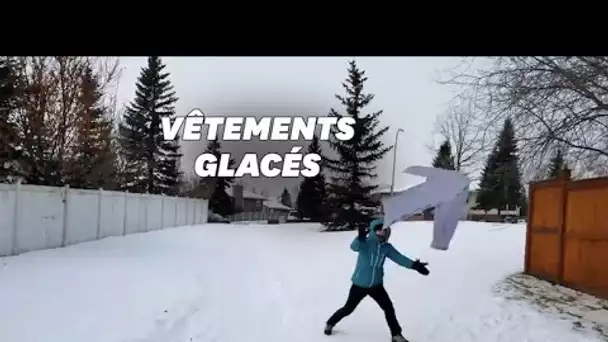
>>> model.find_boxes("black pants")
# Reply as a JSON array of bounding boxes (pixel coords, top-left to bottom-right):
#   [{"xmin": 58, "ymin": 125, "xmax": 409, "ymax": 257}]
[{"xmin": 327, "ymin": 283, "xmax": 402, "ymax": 336}]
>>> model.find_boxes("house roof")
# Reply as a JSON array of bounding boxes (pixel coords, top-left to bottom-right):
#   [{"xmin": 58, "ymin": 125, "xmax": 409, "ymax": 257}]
[
  {"xmin": 225, "ymin": 186, "xmax": 293, "ymax": 210},
  {"xmin": 264, "ymin": 199, "xmax": 291, "ymax": 211},
  {"xmin": 372, "ymin": 187, "xmax": 405, "ymax": 196},
  {"xmin": 372, "ymin": 184, "xmax": 420, "ymax": 196},
  {"xmin": 243, "ymin": 191, "xmax": 267, "ymax": 200},
  {"xmin": 225, "ymin": 186, "xmax": 267, "ymax": 200}
]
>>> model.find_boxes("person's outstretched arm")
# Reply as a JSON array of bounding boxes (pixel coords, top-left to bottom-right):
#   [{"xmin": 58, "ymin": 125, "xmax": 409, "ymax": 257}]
[
  {"xmin": 387, "ymin": 245, "xmax": 430, "ymax": 275},
  {"xmin": 386, "ymin": 245, "xmax": 414, "ymax": 269}
]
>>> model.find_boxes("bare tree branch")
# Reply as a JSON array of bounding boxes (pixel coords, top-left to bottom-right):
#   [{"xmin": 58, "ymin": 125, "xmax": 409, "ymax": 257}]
[
  {"xmin": 439, "ymin": 57, "xmax": 608, "ymax": 180},
  {"xmin": 430, "ymin": 96, "xmax": 492, "ymax": 179}
]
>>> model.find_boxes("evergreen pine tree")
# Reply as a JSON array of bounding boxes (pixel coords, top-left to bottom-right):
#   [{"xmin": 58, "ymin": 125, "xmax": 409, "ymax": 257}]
[
  {"xmin": 324, "ymin": 61, "xmax": 391, "ymax": 231},
  {"xmin": 519, "ymin": 193, "xmax": 529, "ymax": 217},
  {"xmin": 69, "ymin": 67, "xmax": 115, "ymax": 189},
  {"xmin": 476, "ymin": 118, "xmax": 524, "ymax": 214},
  {"xmin": 547, "ymin": 148, "xmax": 566, "ymax": 179},
  {"xmin": 119, "ymin": 57, "xmax": 182, "ymax": 194},
  {"xmin": 296, "ymin": 135, "xmax": 327, "ymax": 221},
  {"xmin": 494, "ymin": 118, "xmax": 524, "ymax": 213},
  {"xmin": 205, "ymin": 139, "xmax": 235, "ymax": 216},
  {"xmin": 0, "ymin": 58, "xmax": 22, "ymax": 183},
  {"xmin": 475, "ymin": 147, "xmax": 499, "ymax": 212},
  {"xmin": 432, "ymin": 140, "xmax": 456, "ymax": 170},
  {"xmin": 280, "ymin": 187, "xmax": 292, "ymax": 208},
  {"xmin": 111, "ymin": 114, "xmax": 129, "ymax": 189}
]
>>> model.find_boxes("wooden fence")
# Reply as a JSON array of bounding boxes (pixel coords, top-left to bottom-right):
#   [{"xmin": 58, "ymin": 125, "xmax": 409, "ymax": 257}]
[{"xmin": 525, "ymin": 169, "xmax": 608, "ymax": 300}]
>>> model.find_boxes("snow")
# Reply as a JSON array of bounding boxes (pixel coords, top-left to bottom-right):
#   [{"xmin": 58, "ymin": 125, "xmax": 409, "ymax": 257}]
[
  {"xmin": 0, "ymin": 221, "xmax": 605, "ymax": 342},
  {"xmin": 585, "ymin": 310, "xmax": 608, "ymax": 327}
]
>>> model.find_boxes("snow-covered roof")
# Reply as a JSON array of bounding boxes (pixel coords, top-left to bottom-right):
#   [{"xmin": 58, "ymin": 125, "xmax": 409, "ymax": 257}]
[
  {"xmin": 263, "ymin": 199, "xmax": 291, "ymax": 211},
  {"xmin": 372, "ymin": 185, "xmax": 417, "ymax": 196},
  {"xmin": 224, "ymin": 186, "xmax": 291, "ymax": 210},
  {"xmin": 242, "ymin": 190, "xmax": 267, "ymax": 200},
  {"xmin": 372, "ymin": 187, "xmax": 402, "ymax": 196},
  {"xmin": 225, "ymin": 186, "xmax": 268, "ymax": 200}
]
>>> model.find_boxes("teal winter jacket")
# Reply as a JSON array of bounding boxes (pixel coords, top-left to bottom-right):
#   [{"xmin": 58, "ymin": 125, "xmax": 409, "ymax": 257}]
[{"xmin": 350, "ymin": 219, "xmax": 414, "ymax": 288}]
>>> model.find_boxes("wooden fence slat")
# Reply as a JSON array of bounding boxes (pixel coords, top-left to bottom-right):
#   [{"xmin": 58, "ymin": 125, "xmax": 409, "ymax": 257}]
[
  {"xmin": 524, "ymin": 182, "xmax": 534, "ymax": 274},
  {"xmin": 556, "ymin": 169, "xmax": 570, "ymax": 284}
]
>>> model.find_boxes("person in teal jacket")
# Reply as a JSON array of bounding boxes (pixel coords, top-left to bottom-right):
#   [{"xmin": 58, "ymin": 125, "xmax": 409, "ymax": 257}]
[{"xmin": 324, "ymin": 218, "xmax": 429, "ymax": 342}]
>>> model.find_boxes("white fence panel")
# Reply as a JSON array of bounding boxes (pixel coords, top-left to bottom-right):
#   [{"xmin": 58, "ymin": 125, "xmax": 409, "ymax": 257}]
[
  {"xmin": 163, "ymin": 196, "xmax": 177, "ymax": 228},
  {"xmin": 99, "ymin": 192, "xmax": 125, "ymax": 238},
  {"xmin": 193, "ymin": 199, "xmax": 201, "ymax": 224},
  {"xmin": 187, "ymin": 198, "xmax": 193, "ymax": 225},
  {"xmin": 184, "ymin": 199, "xmax": 190, "ymax": 225},
  {"xmin": 187, "ymin": 199, "xmax": 193, "ymax": 225},
  {"xmin": 177, "ymin": 198, "xmax": 187, "ymax": 226},
  {"xmin": 125, "ymin": 194, "xmax": 141, "ymax": 235},
  {"xmin": 201, "ymin": 201, "xmax": 208, "ymax": 224},
  {"xmin": 146, "ymin": 196, "xmax": 163, "ymax": 231},
  {"xmin": 133, "ymin": 196, "xmax": 143, "ymax": 233},
  {"xmin": 0, "ymin": 182, "xmax": 208, "ymax": 257},
  {"xmin": 65, "ymin": 189, "xmax": 99, "ymax": 245},
  {"xmin": 193, "ymin": 199, "xmax": 200, "ymax": 224},
  {"xmin": 0, "ymin": 188, "xmax": 16, "ymax": 256},
  {"xmin": 15, "ymin": 185, "xmax": 64, "ymax": 254},
  {"xmin": 136, "ymin": 196, "xmax": 147, "ymax": 233}
]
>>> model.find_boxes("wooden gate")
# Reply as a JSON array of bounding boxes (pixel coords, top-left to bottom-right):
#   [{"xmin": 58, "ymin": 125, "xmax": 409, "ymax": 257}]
[{"xmin": 525, "ymin": 169, "xmax": 608, "ymax": 300}]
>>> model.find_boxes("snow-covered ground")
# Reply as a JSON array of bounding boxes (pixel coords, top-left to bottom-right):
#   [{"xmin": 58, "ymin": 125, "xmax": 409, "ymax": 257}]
[{"xmin": 0, "ymin": 221, "xmax": 605, "ymax": 342}]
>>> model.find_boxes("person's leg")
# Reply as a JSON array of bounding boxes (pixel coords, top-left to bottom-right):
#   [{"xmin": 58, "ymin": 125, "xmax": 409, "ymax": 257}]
[
  {"xmin": 368, "ymin": 284, "xmax": 403, "ymax": 338},
  {"xmin": 326, "ymin": 284, "xmax": 368, "ymax": 330}
]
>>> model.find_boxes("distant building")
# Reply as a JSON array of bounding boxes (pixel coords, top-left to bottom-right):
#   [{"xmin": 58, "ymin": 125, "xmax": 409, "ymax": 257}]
[
  {"xmin": 226, "ymin": 184, "xmax": 266, "ymax": 212},
  {"xmin": 226, "ymin": 184, "xmax": 293, "ymax": 220},
  {"xmin": 263, "ymin": 198, "xmax": 292, "ymax": 216},
  {"xmin": 370, "ymin": 186, "xmax": 405, "ymax": 203}
]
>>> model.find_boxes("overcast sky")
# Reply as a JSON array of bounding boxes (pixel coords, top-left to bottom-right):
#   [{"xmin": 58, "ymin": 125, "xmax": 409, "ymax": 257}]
[{"xmin": 115, "ymin": 57, "xmax": 464, "ymax": 197}]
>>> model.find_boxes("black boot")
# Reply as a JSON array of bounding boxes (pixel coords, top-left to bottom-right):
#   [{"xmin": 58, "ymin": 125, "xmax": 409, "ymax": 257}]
[{"xmin": 324, "ymin": 324, "xmax": 334, "ymax": 335}]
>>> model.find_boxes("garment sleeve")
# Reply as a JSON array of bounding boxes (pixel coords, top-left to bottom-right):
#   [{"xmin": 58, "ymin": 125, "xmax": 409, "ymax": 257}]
[
  {"xmin": 386, "ymin": 244, "xmax": 414, "ymax": 268},
  {"xmin": 350, "ymin": 237, "xmax": 368, "ymax": 252},
  {"xmin": 350, "ymin": 238, "xmax": 362, "ymax": 251}
]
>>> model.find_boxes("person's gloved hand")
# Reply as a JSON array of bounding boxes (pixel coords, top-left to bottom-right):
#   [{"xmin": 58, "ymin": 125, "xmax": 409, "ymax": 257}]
[
  {"xmin": 357, "ymin": 226, "xmax": 368, "ymax": 241},
  {"xmin": 412, "ymin": 259, "xmax": 429, "ymax": 276}
]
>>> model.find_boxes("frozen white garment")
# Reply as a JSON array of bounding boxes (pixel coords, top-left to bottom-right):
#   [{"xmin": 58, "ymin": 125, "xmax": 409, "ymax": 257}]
[
  {"xmin": 431, "ymin": 188, "xmax": 468, "ymax": 250},
  {"xmin": 381, "ymin": 166, "xmax": 470, "ymax": 251}
]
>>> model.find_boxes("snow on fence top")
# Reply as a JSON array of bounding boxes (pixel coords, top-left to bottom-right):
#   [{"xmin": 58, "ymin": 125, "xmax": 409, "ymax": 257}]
[{"xmin": 0, "ymin": 182, "xmax": 209, "ymax": 257}]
